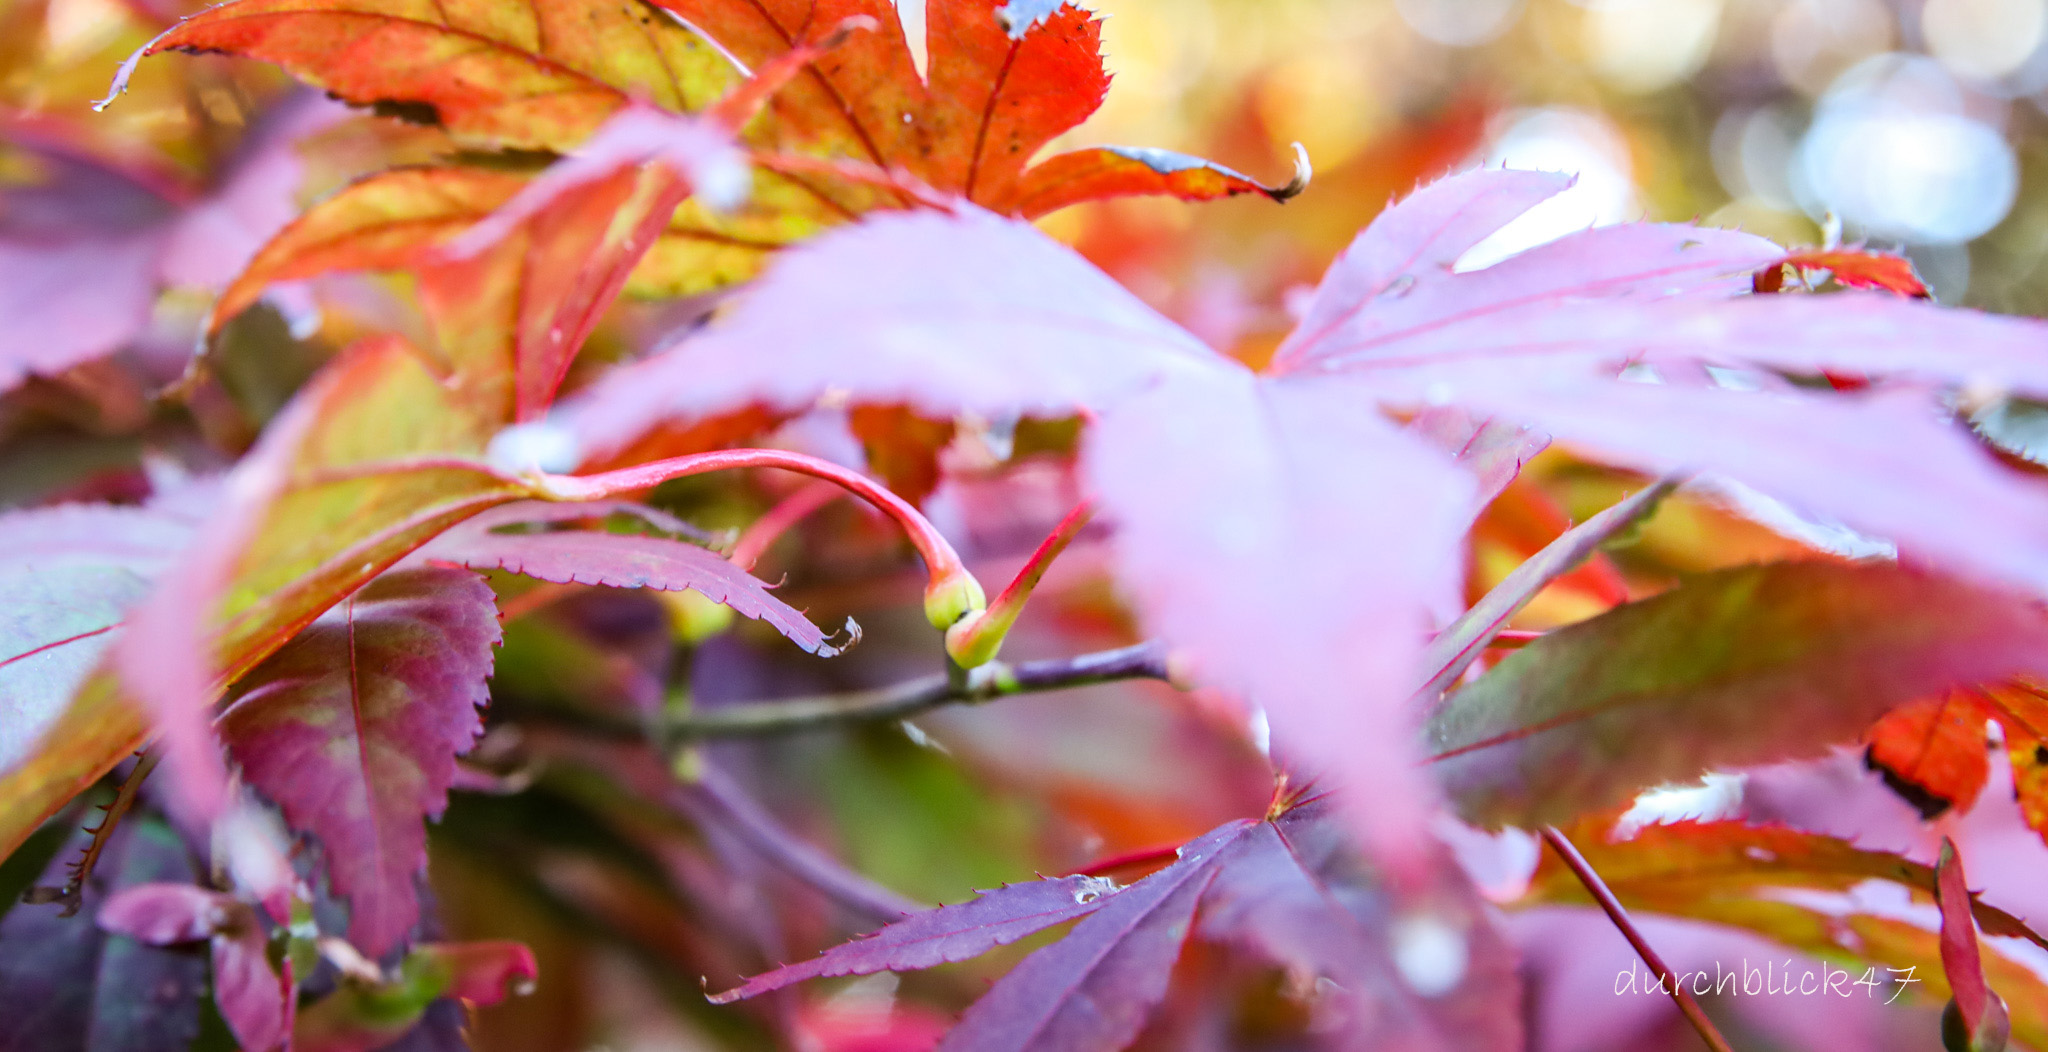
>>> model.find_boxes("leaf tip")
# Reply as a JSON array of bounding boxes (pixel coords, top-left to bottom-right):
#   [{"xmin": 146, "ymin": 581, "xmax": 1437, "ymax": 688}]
[{"xmin": 1271, "ymin": 142, "xmax": 1312, "ymax": 202}]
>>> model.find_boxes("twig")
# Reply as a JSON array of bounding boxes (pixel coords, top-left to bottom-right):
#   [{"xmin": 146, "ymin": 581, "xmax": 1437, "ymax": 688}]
[
  {"xmin": 682, "ymin": 762, "xmax": 926, "ymax": 926},
  {"xmin": 27, "ymin": 751, "xmax": 160, "ymax": 915},
  {"xmin": 668, "ymin": 642, "xmax": 1171, "ymax": 741},
  {"xmin": 515, "ymin": 730, "xmax": 925, "ymax": 930},
  {"xmin": 1541, "ymin": 827, "xmax": 1736, "ymax": 1052}
]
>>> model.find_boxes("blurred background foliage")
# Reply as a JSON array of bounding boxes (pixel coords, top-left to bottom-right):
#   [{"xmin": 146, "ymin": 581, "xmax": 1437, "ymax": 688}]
[{"xmin": 2, "ymin": 0, "xmax": 2041, "ymax": 1049}]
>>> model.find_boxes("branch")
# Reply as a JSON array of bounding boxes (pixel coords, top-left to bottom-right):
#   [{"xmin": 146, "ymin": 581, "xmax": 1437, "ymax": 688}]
[
  {"xmin": 25, "ymin": 751, "xmax": 158, "ymax": 916},
  {"xmin": 681, "ymin": 762, "xmax": 926, "ymax": 927},
  {"xmin": 1541, "ymin": 827, "xmax": 1735, "ymax": 1052},
  {"xmin": 513, "ymin": 730, "xmax": 926, "ymax": 930},
  {"xmin": 669, "ymin": 642, "xmax": 1171, "ymax": 741}
]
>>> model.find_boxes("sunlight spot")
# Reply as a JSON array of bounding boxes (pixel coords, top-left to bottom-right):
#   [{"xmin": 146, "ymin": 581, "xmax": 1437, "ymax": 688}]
[
  {"xmin": 1794, "ymin": 55, "xmax": 2018, "ymax": 243},
  {"xmin": 489, "ymin": 421, "xmax": 582, "ymax": 474},
  {"xmin": 897, "ymin": 0, "xmax": 929, "ymax": 80},
  {"xmin": 1457, "ymin": 109, "xmax": 1637, "ymax": 272},
  {"xmin": 1392, "ymin": 913, "xmax": 1469, "ymax": 996},
  {"xmin": 1395, "ymin": 0, "xmax": 1523, "ymax": 47},
  {"xmin": 1615, "ymin": 772, "xmax": 1745, "ymax": 837},
  {"xmin": 1582, "ymin": 0, "xmax": 1723, "ymax": 94},
  {"xmin": 1924, "ymin": 0, "xmax": 2047, "ymax": 82}
]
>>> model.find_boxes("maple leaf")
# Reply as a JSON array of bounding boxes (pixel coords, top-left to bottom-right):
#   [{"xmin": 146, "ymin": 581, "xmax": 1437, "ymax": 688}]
[
  {"xmin": 130, "ymin": 0, "xmax": 1294, "ymax": 246},
  {"xmin": 561, "ymin": 204, "xmax": 1220, "ymax": 457},
  {"xmin": 848, "ymin": 404, "xmax": 957, "ymax": 505},
  {"xmin": 420, "ymin": 106, "xmax": 747, "ymax": 422},
  {"xmin": 415, "ymin": 500, "xmax": 854, "ymax": 655},
  {"xmin": 1406, "ymin": 405, "xmax": 1550, "ymax": 516},
  {"xmin": 112, "ymin": 0, "xmax": 740, "ymax": 151},
  {"xmin": 1085, "ymin": 369, "xmax": 1476, "ymax": 859},
  {"xmin": 934, "ymin": 822, "xmax": 1226, "ymax": 1052},
  {"xmin": 0, "ymin": 481, "xmax": 221, "ymax": 861},
  {"xmin": 1415, "ymin": 476, "xmax": 1672, "ymax": 700},
  {"xmin": 208, "ymin": 165, "xmax": 531, "ymax": 334},
  {"xmin": 648, "ymin": 0, "xmax": 1302, "ymax": 214},
  {"xmin": 1190, "ymin": 801, "xmax": 1521, "ymax": 1050},
  {"xmin": 1865, "ymin": 690, "xmax": 1999, "ymax": 819},
  {"xmin": 1756, "ymin": 246, "xmax": 1931, "ymax": 298},
  {"xmin": 111, "ymin": 335, "xmax": 534, "ymax": 828},
  {"xmin": 0, "ymin": 816, "xmax": 208, "ymax": 1052},
  {"xmin": 708, "ymin": 872, "xmax": 1118, "ymax": 1002},
  {"xmin": 1522, "ymin": 819, "xmax": 2048, "ymax": 950},
  {"xmin": 1427, "ymin": 561, "xmax": 2048, "ymax": 830},
  {"xmin": 207, "ymin": 76, "xmax": 772, "ymax": 421},
  {"xmin": 212, "ymin": 161, "xmax": 825, "ymax": 330},
  {"xmin": 718, "ymin": 802, "xmax": 1516, "ymax": 1050},
  {"xmin": 1866, "ymin": 681, "xmax": 2048, "ymax": 848},
  {"xmin": 559, "ymin": 167, "xmax": 2048, "ymax": 865},
  {"xmin": 216, "ymin": 566, "xmax": 500, "ymax": 956}
]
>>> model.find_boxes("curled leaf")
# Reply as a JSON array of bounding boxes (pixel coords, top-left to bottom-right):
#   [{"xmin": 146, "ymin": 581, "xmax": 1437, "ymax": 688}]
[
  {"xmin": 418, "ymin": 501, "xmax": 852, "ymax": 656},
  {"xmin": 1003, "ymin": 142, "xmax": 1310, "ymax": 218}
]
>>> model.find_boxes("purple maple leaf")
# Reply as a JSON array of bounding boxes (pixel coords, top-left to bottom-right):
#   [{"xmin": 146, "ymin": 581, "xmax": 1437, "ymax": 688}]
[
  {"xmin": 217, "ymin": 566, "xmax": 501, "ymax": 956},
  {"xmin": 716, "ymin": 807, "xmax": 1517, "ymax": 1050},
  {"xmin": 1197, "ymin": 801, "xmax": 1521, "ymax": 1051},
  {"xmin": 559, "ymin": 204, "xmax": 1218, "ymax": 459},
  {"xmin": 709, "ymin": 872, "xmax": 1122, "ymax": 1003},
  {"xmin": 935, "ymin": 820, "xmax": 1250, "ymax": 1052}
]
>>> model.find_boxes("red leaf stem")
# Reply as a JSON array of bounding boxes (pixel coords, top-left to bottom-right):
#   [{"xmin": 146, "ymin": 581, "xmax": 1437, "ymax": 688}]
[
  {"xmin": 1541, "ymin": 826, "xmax": 1735, "ymax": 1052},
  {"xmin": 536, "ymin": 448, "xmax": 982, "ymax": 630},
  {"xmin": 729, "ymin": 480, "xmax": 844, "ymax": 572}
]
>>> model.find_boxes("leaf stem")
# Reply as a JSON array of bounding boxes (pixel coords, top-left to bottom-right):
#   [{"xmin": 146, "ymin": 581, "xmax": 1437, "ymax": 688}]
[
  {"xmin": 946, "ymin": 500, "xmax": 1094, "ymax": 667},
  {"xmin": 1417, "ymin": 478, "xmax": 1676, "ymax": 705},
  {"xmin": 729, "ymin": 480, "xmax": 843, "ymax": 571},
  {"xmin": 536, "ymin": 449, "xmax": 983, "ymax": 629},
  {"xmin": 683, "ymin": 762, "xmax": 925, "ymax": 925},
  {"xmin": 1541, "ymin": 826, "xmax": 1736, "ymax": 1052},
  {"xmin": 1080, "ymin": 841, "xmax": 1185, "ymax": 878},
  {"xmin": 26, "ymin": 751, "xmax": 160, "ymax": 915}
]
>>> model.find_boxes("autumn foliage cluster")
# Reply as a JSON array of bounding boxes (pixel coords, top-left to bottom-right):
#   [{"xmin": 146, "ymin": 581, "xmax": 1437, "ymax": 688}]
[{"xmin": 11, "ymin": 0, "xmax": 2048, "ymax": 1050}]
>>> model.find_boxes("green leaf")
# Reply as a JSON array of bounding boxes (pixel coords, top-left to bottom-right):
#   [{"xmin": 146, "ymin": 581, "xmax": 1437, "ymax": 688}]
[{"xmin": 1427, "ymin": 561, "xmax": 2048, "ymax": 829}]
